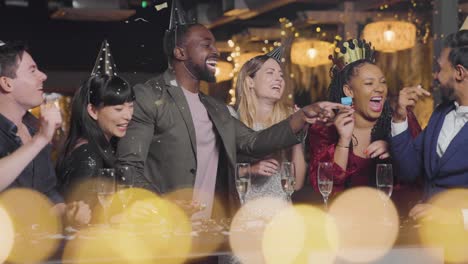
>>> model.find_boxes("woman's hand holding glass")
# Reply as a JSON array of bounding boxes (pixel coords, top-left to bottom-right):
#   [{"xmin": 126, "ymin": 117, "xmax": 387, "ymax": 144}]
[{"xmin": 250, "ymin": 158, "xmax": 279, "ymax": 177}]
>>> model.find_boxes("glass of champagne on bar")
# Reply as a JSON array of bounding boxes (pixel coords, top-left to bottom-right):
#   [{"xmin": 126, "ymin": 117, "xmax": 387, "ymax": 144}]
[
  {"xmin": 376, "ymin": 164, "xmax": 393, "ymax": 198},
  {"xmin": 96, "ymin": 168, "xmax": 116, "ymax": 225},
  {"xmin": 317, "ymin": 162, "xmax": 334, "ymax": 210}
]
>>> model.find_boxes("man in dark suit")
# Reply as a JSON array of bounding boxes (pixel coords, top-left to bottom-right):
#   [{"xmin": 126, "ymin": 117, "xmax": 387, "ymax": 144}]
[{"xmin": 391, "ymin": 29, "xmax": 468, "ymax": 225}]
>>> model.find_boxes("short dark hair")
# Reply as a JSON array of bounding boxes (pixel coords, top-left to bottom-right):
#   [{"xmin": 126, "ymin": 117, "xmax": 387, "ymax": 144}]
[
  {"xmin": 444, "ymin": 30, "xmax": 468, "ymax": 69},
  {"xmin": 0, "ymin": 41, "xmax": 27, "ymax": 78},
  {"xmin": 162, "ymin": 23, "xmax": 200, "ymax": 61}
]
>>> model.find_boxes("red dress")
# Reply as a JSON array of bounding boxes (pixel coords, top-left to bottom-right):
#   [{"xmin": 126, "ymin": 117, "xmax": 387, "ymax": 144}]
[{"xmin": 308, "ymin": 111, "xmax": 421, "ymax": 195}]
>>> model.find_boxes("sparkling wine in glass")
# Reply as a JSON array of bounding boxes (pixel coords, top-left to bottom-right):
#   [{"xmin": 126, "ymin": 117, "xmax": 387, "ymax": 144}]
[
  {"xmin": 281, "ymin": 162, "xmax": 295, "ymax": 199},
  {"xmin": 235, "ymin": 163, "xmax": 251, "ymax": 204},
  {"xmin": 41, "ymin": 93, "xmax": 64, "ymax": 136},
  {"xmin": 116, "ymin": 166, "xmax": 134, "ymax": 209},
  {"xmin": 97, "ymin": 192, "xmax": 114, "ymax": 208},
  {"xmin": 376, "ymin": 164, "xmax": 393, "ymax": 198},
  {"xmin": 96, "ymin": 168, "xmax": 116, "ymax": 225},
  {"xmin": 317, "ymin": 162, "xmax": 334, "ymax": 210}
]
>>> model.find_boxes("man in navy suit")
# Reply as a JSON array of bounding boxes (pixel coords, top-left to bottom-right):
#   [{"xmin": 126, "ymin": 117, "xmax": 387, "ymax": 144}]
[{"xmin": 391, "ymin": 29, "xmax": 468, "ymax": 225}]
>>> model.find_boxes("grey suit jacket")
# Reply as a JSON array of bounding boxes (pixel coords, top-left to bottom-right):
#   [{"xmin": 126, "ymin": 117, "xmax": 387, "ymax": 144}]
[{"xmin": 116, "ymin": 70, "xmax": 301, "ymax": 211}]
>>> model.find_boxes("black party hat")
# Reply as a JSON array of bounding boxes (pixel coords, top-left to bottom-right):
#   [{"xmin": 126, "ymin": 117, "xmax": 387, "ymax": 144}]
[
  {"xmin": 266, "ymin": 46, "xmax": 282, "ymax": 62},
  {"xmin": 91, "ymin": 40, "xmax": 117, "ymax": 76},
  {"xmin": 168, "ymin": 0, "xmax": 188, "ymax": 31},
  {"xmin": 266, "ymin": 36, "xmax": 292, "ymax": 62}
]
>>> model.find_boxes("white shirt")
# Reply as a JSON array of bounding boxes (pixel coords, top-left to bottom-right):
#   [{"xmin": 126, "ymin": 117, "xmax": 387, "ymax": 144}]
[
  {"xmin": 391, "ymin": 102, "xmax": 468, "ymax": 229},
  {"xmin": 391, "ymin": 102, "xmax": 468, "ymax": 157}
]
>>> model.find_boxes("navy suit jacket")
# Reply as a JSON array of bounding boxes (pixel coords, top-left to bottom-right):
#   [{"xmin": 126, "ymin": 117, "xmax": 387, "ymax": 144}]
[{"xmin": 391, "ymin": 101, "xmax": 468, "ymax": 199}]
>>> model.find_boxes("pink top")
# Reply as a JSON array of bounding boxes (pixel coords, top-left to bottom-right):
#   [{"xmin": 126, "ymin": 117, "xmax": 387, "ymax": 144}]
[{"xmin": 182, "ymin": 88, "xmax": 219, "ymax": 219}]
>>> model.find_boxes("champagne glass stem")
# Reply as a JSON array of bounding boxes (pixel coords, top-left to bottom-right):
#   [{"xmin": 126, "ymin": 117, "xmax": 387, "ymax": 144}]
[
  {"xmin": 323, "ymin": 196, "xmax": 329, "ymax": 210},
  {"xmin": 103, "ymin": 206, "xmax": 109, "ymax": 226}
]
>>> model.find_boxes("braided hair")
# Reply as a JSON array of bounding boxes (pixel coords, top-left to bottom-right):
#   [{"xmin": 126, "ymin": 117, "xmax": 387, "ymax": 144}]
[{"xmin": 328, "ymin": 59, "xmax": 392, "ymax": 143}]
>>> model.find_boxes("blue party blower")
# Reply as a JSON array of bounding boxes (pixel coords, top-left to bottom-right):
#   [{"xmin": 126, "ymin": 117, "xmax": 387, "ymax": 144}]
[{"xmin": 341, "ymin": 96, "xmax": 353, "ymax": 106}]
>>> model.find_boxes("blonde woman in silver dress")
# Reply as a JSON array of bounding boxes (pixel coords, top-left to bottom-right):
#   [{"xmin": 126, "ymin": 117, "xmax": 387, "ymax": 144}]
[
  {"xmin": 234, "ymin": 53, "xmax": 306, "ymax": 205},
  {"xmin": 221, "ymin": 49, "xmax": 307, "ymax": 264}
]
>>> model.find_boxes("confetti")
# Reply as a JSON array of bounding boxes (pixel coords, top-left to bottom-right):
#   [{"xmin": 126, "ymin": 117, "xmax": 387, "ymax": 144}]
[
  {"xmin": 134, "ymin": 17, "xmax": 149, "ymax": 23},
  {"xmin": 155, "ymin": 2, "xmax": 168, "ymax": 11}
]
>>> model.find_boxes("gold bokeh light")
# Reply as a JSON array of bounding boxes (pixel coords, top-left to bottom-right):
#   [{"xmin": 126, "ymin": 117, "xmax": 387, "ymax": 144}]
[
  {"xmin": 328, "ymin": 187, "xmax": 399, "ymax": 263},
  {"xmin": 0, "ymin": 206, "xmax": 14, "ymax": 263},
  {"xmin": 262, "ymin": 205, "xmax": 339, "ymax": 264},
  {"xmin": 230, "ymin": 196, "xmax": 289, "ymax": 264},
  {"xmin": 418, "ymin": 189, "xmax": 468, "ymax": 263},
  {"xmin": 64, "ymin": 188, "xmax": 192, "ymax": 264},
  {"xmin": 0, "ymin": 188, "xmax": 62, "ymax": 263}
]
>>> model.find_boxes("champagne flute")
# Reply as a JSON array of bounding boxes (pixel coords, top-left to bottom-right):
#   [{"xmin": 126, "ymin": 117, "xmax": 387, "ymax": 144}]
[
  {"xmin": 235, "ymin": 163, "xmax": 251, "ymax": 204},
  {"xmin": 317, "ymin": 162, "xmax": 334, "ymax": 210},
  {"xmin": 376, "ymin": 164, "xmax": 393, "ymax": 198},
  {"xmin": 116, "ymin": 166, "xmax": 134, "ymax": 209},
  {"xmin": 42, "ymin": 93, "xmax": 64, "ymax": 135},
  {"xmin": 96, "ymin": 168, "xmax": 116, "ymax": 225},
  {"xmin": 280, "ymin": 162, "xmax": 295, "ymax": 200},
  {"xmin": 376, "ymin": 164, "xmax": 393, "ymax": 225}
]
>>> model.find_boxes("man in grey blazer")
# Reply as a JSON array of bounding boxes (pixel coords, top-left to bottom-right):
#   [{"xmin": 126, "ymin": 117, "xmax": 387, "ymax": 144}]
[{"xmin": 116, "ymin": 23, "xmax": 343, "ymax": 218}]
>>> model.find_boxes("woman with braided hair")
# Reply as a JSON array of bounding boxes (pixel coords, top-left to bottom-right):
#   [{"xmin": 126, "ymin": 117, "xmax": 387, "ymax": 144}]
[{"xmin": 308, "ymin": 39, "xmax": 421, "ymax": 194}]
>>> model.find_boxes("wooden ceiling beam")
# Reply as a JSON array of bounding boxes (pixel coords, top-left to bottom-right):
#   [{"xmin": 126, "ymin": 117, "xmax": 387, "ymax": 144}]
[
  {"xmin": 298, "ymin": 10, "xmax": 377, "ymax": 24},
  {"xmin": 207, "ymin": 0, "xmax": 297, "ymax": 29},
  {"xmin": 352, "ymin": 0, "xmax": 408, "ymax": 11}
]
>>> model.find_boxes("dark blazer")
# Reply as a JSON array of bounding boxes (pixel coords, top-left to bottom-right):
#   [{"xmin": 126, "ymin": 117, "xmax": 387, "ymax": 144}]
[
  {"xmin": 391, "ymin": 101, "xmax": 468, "ymax": 199},
  {"xmin": 116, "ymin": 70, "xmax": 301, "ymax": 212}
]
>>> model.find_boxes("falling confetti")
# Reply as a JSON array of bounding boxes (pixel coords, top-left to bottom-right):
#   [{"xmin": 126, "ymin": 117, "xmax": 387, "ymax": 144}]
[
  {"xmin": 155, "ymin": 2, "xmax": 168, "ymax": 11},
  {"xmin": 134, "ymin": 17, "xmax": 149, "ymax": 23}
]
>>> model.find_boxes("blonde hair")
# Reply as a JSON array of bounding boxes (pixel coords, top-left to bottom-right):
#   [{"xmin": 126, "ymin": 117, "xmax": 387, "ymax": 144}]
[{"xmin": 236, "ymin": 55, "xmax": 292, "ymax": 129}]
